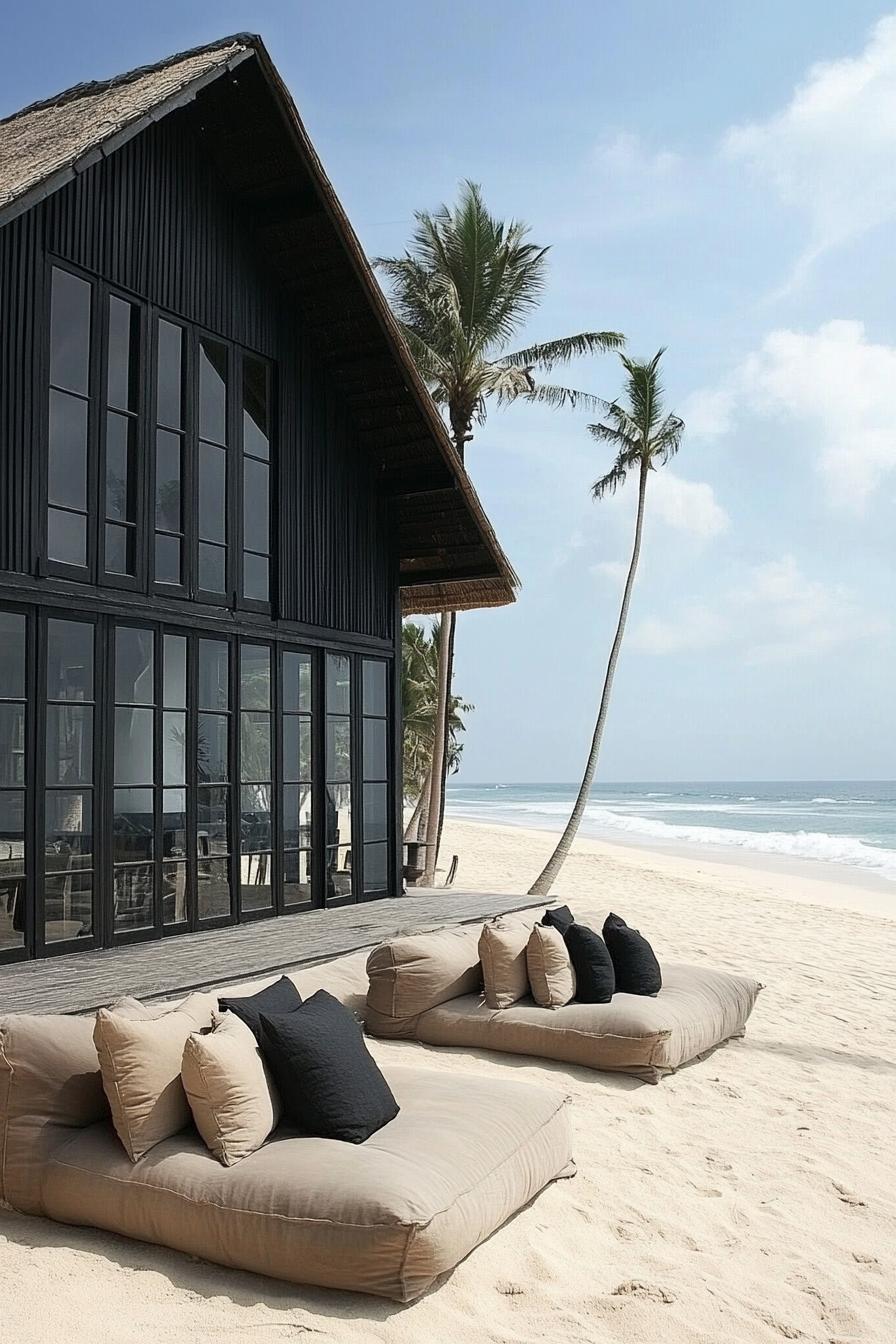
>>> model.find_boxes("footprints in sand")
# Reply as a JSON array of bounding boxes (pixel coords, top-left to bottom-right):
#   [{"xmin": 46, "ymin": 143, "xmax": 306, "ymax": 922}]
[
  {"xmin": 611, "ymin": 1280, "xmax": 676, "ymax": 1304},
  {"xmin": 832, "ymin": 1181, "xmax": 866, "ymax": 1207}
]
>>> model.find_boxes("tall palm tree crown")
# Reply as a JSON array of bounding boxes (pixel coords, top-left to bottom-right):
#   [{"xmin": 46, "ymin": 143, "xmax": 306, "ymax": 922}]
[
  {"xmin": 528, "ymin": 350, "xmax": 684, "ymax": 896},
  {"xmin": 376, "ymin": 180, "xmax": 623, "ymax": 458}
]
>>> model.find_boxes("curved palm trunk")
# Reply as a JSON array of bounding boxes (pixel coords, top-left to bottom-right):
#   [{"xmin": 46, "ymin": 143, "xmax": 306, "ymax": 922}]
[
  {"xmin": 403, "ymin": 784, "xmax": 427, "ymax": 843},
  {"xmin": 435, "ymin": 608, "xmax": 457, "ymax": 858},
  {"xmin": 422, "ymin": 613, "xmax": 452, "ymax": 885},
  {"xmin": 528, "ymin": 461, "xmax": 649, "ymax": 896}
]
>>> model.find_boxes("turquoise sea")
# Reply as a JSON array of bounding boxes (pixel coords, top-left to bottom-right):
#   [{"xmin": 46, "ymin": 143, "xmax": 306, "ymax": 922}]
[{"xmin": 446, "ymin": 782, "xmax": 896, "ymax": 885}]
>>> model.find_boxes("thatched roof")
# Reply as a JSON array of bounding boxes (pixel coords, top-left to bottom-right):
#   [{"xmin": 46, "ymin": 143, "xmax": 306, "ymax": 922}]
[{"xmin": 0, "ymin": 34, "xmax": 518, "ymax": 615}]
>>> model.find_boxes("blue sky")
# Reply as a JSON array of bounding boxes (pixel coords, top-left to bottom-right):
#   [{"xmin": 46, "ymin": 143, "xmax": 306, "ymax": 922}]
[{"xmin": 5, "ymin": 2, "xmax": 896, "ymax": 782}]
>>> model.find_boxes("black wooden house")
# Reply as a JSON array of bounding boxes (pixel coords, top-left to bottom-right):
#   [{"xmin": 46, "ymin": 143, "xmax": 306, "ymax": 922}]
[{"xmin": 0, "ymin": 35, "xmax": 515, "ymax": 963}]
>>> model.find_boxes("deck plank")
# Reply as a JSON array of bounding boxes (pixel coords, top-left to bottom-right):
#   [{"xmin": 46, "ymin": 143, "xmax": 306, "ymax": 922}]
[{"xmin": 0, "ymin": 890, "xmax": 544, "ymax": 1015}]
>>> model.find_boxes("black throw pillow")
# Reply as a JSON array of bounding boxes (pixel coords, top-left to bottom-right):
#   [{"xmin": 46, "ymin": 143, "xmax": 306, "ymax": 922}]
[
  {"xmin": 602, "ymin": 913, "xmax": 662, "ymax": 996},
  {"xmin": 541, "ymin": 904, "xmax": 575, "ymax": 935},
  {"xmin": 218, "ymin": 975, "xmax": 303, "ymax": 1042},
  {"xmin": 563, "ymin": 923, "xmax": 615, "ymax": 1002},
  {"xmin": 259, "ymin": 991, "xmax": 400, "ymax": 1143}
]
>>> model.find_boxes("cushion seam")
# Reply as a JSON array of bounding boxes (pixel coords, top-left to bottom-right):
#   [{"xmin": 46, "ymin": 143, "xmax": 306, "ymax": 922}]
[{"xmin": 421, "ymin": 1015, "xmax": 674, "ymax": 1045}]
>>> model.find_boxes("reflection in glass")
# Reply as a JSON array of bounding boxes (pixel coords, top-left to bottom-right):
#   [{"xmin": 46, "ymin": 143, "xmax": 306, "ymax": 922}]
[
  {"xmin": 105, "ymin": 524, "xmax": 135, "ymax": 576},
  {"xmin": 156, "ymin": 320, "xmax": 183, "ymax": 429},
  {"xmin": 155, "ymin": 533, "xmax": 181, "ymax": 586},
  {"xmin": 282, "ymin": 783, "xmax": 313, "ymax": 849},
  {"xmin": 199, "ymin": 442, "xmax": 226, "ymax": 543},
  {"xmin": 326, "ymin": 654, "xmax": 351, "ymax": 714},
  {"xmin": 0, "ymin": 612, "xmax": 25, "ymax": 698},
  {"xmin": 162, "ymin": 862, "xmax": 188, "ymax": 926},
  {"xmin": 162, "ymin": 788, "xmax": 187, "ymax": 856},
  {"xmin": 240, "ymin": 712, "xmax": 271, "ymax": 781},
  {"xmin": 0, "ymin": 705, "xmax": 25, "ymax": 785},
  {"xmin": 107, "ymin": 295, "xmax": 139, "ymax": 412},
  {"xmin": 198, "ymin": 713, "xmax": 229, "ymax": 782},
  {"xmin": 114, "ymin": 707, "xmax": 153, "ymax": 786},
  {"xmin": 163, "ymin": 636, "xmax": 186, "ymax": 708},
  {"xmin": 199, "ymin": 541, "xmax": 225, "ymax": 594},
  {"xmin": 198, "ymin": 857, "xmax": 230, "ymax": 920},
  {"xmin": 45, "ymin": 791, "xmax": 93, "ymax": 855},
  {"xmin": 243, "ymin": 457, "xmax": 269, "ymax": 552},
  {"xmin": 240, "ymin": 785, "xmax": 272, "ymax": 852},
  {"xmin": 326, "ymin": 717, "xmax": 351, "ymax": 782},
  {"xmin": 240, "ymin": 645, "xmax": 271, "ymax": 708},
  {"xmin": 283, "ymin": 850, "xmax": 312, "ymax": 905},
  {"xmin": 163, "ymin": 712, "xmax": 186, "ymax": 785},
  {"xmin": 112, "ymin": 788, "xmax": 154, "ymax": 863},
  {"xmin": 46, "ymin": 704, "xmax": 92, "ymax": 785},
  {"xmin": 0, "ymin": 790, "xmax": 25, "ymax": 951},
  {"xmin": 115, "ymin": 627, "xmax": 154, "ymax": 704},
  {"xmin": 282, "ymin": 717, "xmax": 312, "ymax": 783},
  {"xmin": 50, "ymin": 267, "xmax": 91, "ymax": 396},
  {"xmin": 363, "ymin": 842, "xmax": 388, "ymax": 893},
  {"xmin": 105, "ymin": 412, "xmax": 137, "ymax": 521},
  {"xmin": 198, "ymin": 785, "xmax": 230, "ymax": 854},
  {"xmin": 47, "ymin": 620, "xmax": 93, "ymax": 700},
  {"xmin": 242, "ymin": 552, "xmax": 268, "ymax": 603},
  {"xmin": 362, "ymin": 660, "xmax": 387, "ymax": 717},
  {"xmin": 363, "ymin": 782, "xmax": 388, "ymax": 843},
  {"xmin": 199, "ymin": 340, "xmax": 228, "ymax": 445},
  {"xmin": 155, "ymin": 429, "xmax": 182, "ymax": 530},
  {"xmin": 47, "ymin": 509, "xmax": 86, "ymax": 567},
  {"xmin": 242, "ymin": 355, "xmax": 269, "ymax": 459},
  {"xmin": 48, "ymin": 390, "xmax": 88, "ymax": 509},
  {"xmin": 113, "ymin": 865, "xmax": 154, "ymax": 931},
  {"xmin": 363, "ymin": 717, "xmax": 387, "ymax": 781},
  {"xmin": 282, "ymin": 651, "xmax": 311, "ymax": 713},
  {"xmin": 198, "ymin": 640, "xmax": 229, "ymax": 710}
]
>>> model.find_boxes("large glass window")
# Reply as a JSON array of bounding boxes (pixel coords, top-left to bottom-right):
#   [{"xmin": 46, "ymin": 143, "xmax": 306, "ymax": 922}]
[
  {"xmin": 198, "ymin": 339, "xmax": 229, "ymax": 596},
  {"xmin": 113, "ymin": 626, "xmax": 156, "ymax": 933},
  {"xmin": 241, "ymin": 356, "xmax": 270, "ymax": 603},
  {"xmin": 325, "ymin": 653, "xmax": 353, "ymax": 902},
  {"xmin": 239, "ymin": 644, "xmax": 273, "ymax": 913},
  {"xmin": 162, "ymin": 635, "xmax": 188, "ymax": 925},
  {"xmin": 282, "ymin": 650, "xmax": 312, "ymax": 907},
  {"xmin": 103, "ymin": 295, "xmax": 141, "ymax": 577},
  {"xmin": 44, "ymin": 619, "xmax": 95, "ymax": 943},
  {"xmin": 47, "ymin": 267, "xmax": 91, "ymax": 568},
  {"xmin": 197, "ymin": 638, "xmax": 232, "ymax": 920},
  {"xmin": 361, "ymin": 659, "xmax": 390, "ymax": 896},
  {"xmin": 0, "ymin": 613, "xmax": 27, "ymax": 951},
  {"xmin": 154, "ymin": 319, "xmax": 186, "ymax": 587}
]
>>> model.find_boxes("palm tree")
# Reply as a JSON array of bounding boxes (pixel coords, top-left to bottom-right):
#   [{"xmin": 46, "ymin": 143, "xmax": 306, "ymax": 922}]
[
  {"xmin": 378, "ymin": 181, "xmax": 623, "ymax": 883},
  {"xmin": 401, "ymin": 619, "xmax": 471, "ymax": 846},
  {"xmin": 528, "ymin": 350, "xmax": 684, "ymax": 896}
]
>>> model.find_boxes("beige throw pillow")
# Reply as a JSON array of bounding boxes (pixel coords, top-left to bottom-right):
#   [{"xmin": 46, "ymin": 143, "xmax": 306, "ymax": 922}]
[
  {"xmin": 479, "ymin": 918, "xmax": 531, "ymax": 1009},
  {"xmin": 526, "ymin": 924, "xmax": 576, "ymax": 1008},
  {"xmin": 94, "ymin": 992, "xmax": 215, "ymax": 1161},
  {"xmin": 182, "ymin": 1012, "xmax": 281, "ymax": 1166}
]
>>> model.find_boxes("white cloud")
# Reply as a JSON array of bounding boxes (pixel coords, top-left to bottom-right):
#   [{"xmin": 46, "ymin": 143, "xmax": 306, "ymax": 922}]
[
  {"xmin": 630, "ymin": 555, "xmax": 885, "ymax": 662},
  {"xmin": 723, "ymin": 14, "xmax": 896, "ymax": 283},
  {"xmin": 686, "ymin": 320, "xmax": 896, "ymax": 510},
  {"xmin": 649, "ymin": 472, "xmax": 730, "ymax": 540},
  {"xmin": 591, "ymin": 131, "xmax": 681, "ymax": 179},
  {"xmin": 591, "ymin": 559, "xmax": 627, "ymax": 584}
]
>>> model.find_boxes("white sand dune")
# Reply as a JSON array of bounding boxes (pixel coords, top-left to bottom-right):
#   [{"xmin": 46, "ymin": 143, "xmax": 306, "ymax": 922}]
[{"xmin": 2, "ymin": 817, "xmax": 894, "ymax": 1343}]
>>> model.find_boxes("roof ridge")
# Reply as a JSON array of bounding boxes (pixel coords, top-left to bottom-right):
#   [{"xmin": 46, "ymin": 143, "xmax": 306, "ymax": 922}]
[{"xmin": 0, "ymin": 31, "xmax": 258, "ymax": 129}]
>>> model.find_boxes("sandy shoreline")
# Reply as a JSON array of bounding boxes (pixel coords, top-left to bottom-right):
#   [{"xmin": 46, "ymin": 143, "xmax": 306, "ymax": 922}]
[{"xmin": 2, "ymin": 819, "xmax": 895, "ymax": 1343}]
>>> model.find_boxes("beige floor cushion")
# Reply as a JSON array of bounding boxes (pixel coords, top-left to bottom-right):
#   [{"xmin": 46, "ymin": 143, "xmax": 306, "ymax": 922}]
[
  {"xmin": 182, "ymin": 1012, "xmax": 280, "ymax": 1166},
  {"xmin": 479, "ymin": 917, "xmax": 531, "ymax": 1009},
  {"xmin": 366, "ymin": 925, "xmax": 483, "ymax": 1036},
  {"xmin": 94, "ymin": 992, "xmax": 216, "ymax": 1161},
  {"xmin": 42, "ymin": 1066, "xmax": 574, "ymax": 1302},
  {"xmin": 526, "ymin": 924, "xmax": 576, "ymax": 1008},
  {"xmin": 406, "ymin": 963, "xmax": 762, "ymax": 1083}
]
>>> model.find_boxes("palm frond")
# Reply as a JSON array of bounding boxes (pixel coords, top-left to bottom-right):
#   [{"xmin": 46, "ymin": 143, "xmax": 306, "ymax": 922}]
[
  {"xmin": 501, "ymin": 330, "xmax": 625, "ymax": 371},
  {"xmin": 592, "ymin": 452, "xmax": 633, "ymax": 498},
  {"xmin": 519, "ymin": 382, "xmax": 608, "ymax": 413}
]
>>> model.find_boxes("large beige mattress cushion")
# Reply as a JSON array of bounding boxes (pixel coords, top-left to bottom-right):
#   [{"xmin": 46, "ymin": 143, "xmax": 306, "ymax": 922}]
[
  {"xmin": 479, "ymin": 917, "xmax": 531, "ymax": 1009},
  {"xmin": 413, "ymin": 963, "xmax": 762, "ymax": 1082},
  {"xmin": 42, "ymin": 1067, "xmax": 573, "ymax": 1302},
  {"xmin": 182, "ymin": 1012, "xmax": 280, "ymax": 1166},
  {"xmin": 93, "ymin": 992, "xmax": 217, "ymax": 1161}
]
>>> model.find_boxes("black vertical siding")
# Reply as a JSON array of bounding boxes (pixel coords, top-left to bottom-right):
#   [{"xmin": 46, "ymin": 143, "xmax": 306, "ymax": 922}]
[{"xmin": 0, "ymin": 113, "xmax": 395, "ymax": 641}]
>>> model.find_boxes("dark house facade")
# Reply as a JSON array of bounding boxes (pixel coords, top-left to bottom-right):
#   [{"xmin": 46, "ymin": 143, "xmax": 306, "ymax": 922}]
[{"xmin": 0, "ymin": 36, "xmax": 515, "ymax": 963}]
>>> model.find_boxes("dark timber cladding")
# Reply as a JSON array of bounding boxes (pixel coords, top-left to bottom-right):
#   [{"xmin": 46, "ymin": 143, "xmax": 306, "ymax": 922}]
[{"xmin": 0, "ymin": 33, "xmax": 518, "ymax": 965}]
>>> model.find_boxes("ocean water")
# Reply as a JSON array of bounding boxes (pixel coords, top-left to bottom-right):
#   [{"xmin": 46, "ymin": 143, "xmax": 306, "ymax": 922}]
[{"xmin": 445, "ymin": 782, "xmax": 896, "ymax": 885}]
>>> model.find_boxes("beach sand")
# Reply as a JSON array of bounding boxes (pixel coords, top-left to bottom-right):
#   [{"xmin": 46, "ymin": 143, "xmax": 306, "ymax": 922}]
[{"xmin": 2, "ymin": 817, "xmax": 894, "ymax": 1343}]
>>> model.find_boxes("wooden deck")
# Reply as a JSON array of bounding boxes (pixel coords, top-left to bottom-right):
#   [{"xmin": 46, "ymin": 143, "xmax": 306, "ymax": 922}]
[{"xmin": 0, "ymin": 891, "xmax": 544, "ymax": 1016}]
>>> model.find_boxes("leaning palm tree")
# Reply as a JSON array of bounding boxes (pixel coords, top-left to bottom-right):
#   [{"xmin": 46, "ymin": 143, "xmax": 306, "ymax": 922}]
[
  {"xmin": 378, "ymin": 182, "xmax": 623, "ymax": 883},
  {"xmin": 401, "ymin": 619, "xmax": 471, "ymax": 844},
  {"xmin": 528, "ymin": 350, "xmax": 684, "ymax": 896}
]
